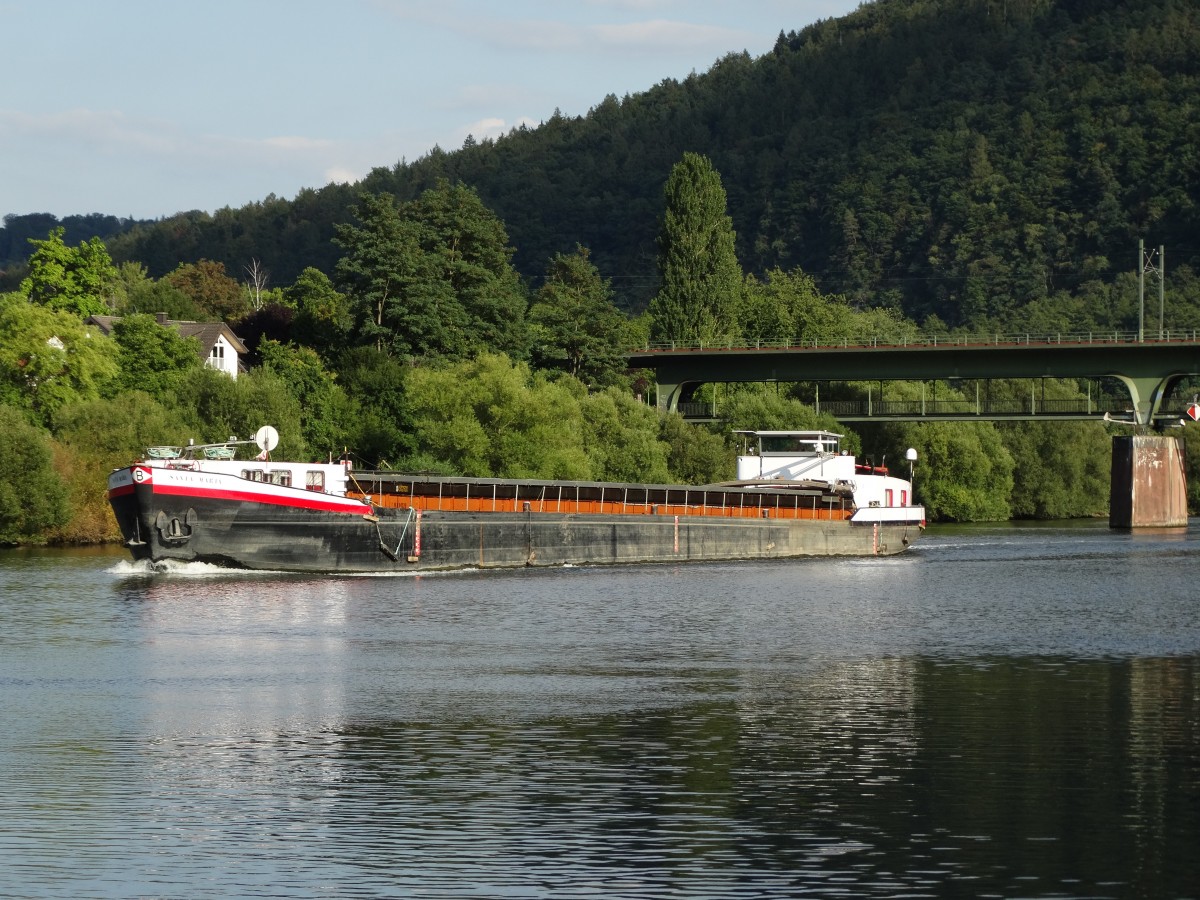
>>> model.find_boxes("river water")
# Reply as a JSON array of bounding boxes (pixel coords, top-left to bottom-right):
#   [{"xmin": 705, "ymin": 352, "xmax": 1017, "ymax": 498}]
[{"xmin": 1, "ymin": 522, "xmax": 1198, "ymax": 899}]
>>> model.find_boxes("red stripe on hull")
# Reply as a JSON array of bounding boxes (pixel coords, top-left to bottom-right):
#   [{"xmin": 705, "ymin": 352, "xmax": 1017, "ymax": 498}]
[{"xmin": 149, "ymin": 483, "xmax": 369, "ymax": 515}]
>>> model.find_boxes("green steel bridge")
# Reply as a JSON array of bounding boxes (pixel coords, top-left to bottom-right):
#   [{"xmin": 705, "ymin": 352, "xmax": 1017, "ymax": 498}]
[{"xmin": 627, "ymin": 331, "xmax": 1200, "ymax": 428}]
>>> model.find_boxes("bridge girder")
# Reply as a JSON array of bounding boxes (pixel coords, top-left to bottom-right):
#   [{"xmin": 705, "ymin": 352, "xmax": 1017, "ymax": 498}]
[{"xmin": 628, "ymin": 342, "xmax": 1200, "ymax": 427}]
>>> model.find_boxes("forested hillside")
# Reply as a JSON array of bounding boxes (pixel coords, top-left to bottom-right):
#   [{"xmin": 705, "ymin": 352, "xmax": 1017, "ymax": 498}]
[
  {"xmin": 1, "ymin": 213, "xmax": 147, "ymax": 270},
  {"xmin": 10, "ymin": 0, "xmax": 1189, "ymax": 331},
  {"xmin": 5, "ymin": 0, "xmax": 1200, "ymax": 547}
]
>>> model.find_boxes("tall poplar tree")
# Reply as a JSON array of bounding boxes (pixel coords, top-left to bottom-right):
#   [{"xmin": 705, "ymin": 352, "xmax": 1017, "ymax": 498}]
[{"xmin": 648, "ymin": 153, "xmax": 742, "ymax": 346}]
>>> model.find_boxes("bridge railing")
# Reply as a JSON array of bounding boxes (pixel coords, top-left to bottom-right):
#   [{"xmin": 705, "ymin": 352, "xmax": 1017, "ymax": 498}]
[
  {"xmin": 637, "ymin": 330, "xmax": 1200, "ymax": 353},
  {"xmin": 678, "ymin": 397, "xmax": 1139, "ymax": 420},
  {"xmin": 815, "ymin": 397, "xmax": 1132, "ymax": 417}
]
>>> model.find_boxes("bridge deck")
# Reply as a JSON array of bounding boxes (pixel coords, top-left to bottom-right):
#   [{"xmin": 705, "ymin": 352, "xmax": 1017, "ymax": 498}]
[{"xmin": 629, "ymin": 333, "xmax": 1200, "ymax": 426}]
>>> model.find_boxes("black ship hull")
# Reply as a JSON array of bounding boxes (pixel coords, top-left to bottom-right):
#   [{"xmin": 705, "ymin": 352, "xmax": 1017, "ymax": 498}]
[{"xmin": 109, "ymin": 481, "xmax": 920, "ymax": 573}]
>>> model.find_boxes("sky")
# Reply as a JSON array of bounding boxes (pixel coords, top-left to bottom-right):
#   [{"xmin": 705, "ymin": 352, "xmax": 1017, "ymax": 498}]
[{"xmin": 1, "ymin": 0, "xmax": 863, "ymax": 223}]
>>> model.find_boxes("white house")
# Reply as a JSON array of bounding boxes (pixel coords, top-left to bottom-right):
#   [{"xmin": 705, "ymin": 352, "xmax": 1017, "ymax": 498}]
[{"xmin": 87, "ymin": 313, "xmax": 248, "ymax": 380}]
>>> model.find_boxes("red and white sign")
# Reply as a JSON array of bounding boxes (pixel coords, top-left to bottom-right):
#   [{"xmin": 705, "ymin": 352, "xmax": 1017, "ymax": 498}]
[{"xmin": 1187, "ymin": 403, "xmax": 1200, "ymax": 422}]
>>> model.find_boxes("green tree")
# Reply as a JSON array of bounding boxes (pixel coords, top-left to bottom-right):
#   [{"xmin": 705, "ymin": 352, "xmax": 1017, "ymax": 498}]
[
  {"xmin": 721, "ymin": 382, "xmax": 849, "ymax": 440},
  {"xmin": 659, "ymin": 413, "xmax": 733, "ymax": 484},
  {"xmin": 580, "ymin": 388, "xmax": 672, "ymax": 483},
  {"xmin": 335, "ymin": 346, "xmax": 416, "ymax": 467},
  {"xmin": 285, "ymin": 267, "xmax": 353, "ymax": 362},
  {"xmin": 1182, "ymin": 420, "xmax": 1200, "ymax": 515},
  {"xmin": 648, "ymin": 153, "xmax": 742, "ymax": 346},
  {"xmin": 19, "ymin": 227, "xmax": 116, "ymax": 317},
  {"xmin": 164, "ymin": 260, "xmax": 249, "ymax": 321},
  {"xmin": 335, "ymin": 192, "xmax": 465, "ymax": 357},
  {"xmin": 528, "ymin": 245, "xmax": 632, "ymax": 387},
  {"xmin": 110, "ymin": 313, "xmax": 203, "ymax": 399},
  {"xmin": 0, "ymin": 404, "xmax": 70, "ymax": 544},
  {"xmin": 890, "ymin": 421, "xmax": 1015, "ymax": 522},
  {"xmin": 404, "ymin": 354, "xmax": 590, "ymax": 478},
  {"xmin": 175, "ymin": 367, "xmax": 306, "ymax": 458},
  {"xmin": 257, "ymin": 339, "xmax": 354, "ymax": 457},
  {"xmin": 1001, "ymin": 419, "xmax": 1110, "ymax": 518},
  {"xmin": 111, "ymin": 261, "xmax": 204, "ymax": 320},
  {"xmin": 0, "ymin": 295, "xmax": 120, "ymax": 425},
  {"xmin": 406, "ymin": 180, "xmax": 529, "ymax": 359},
  {"xmin": 52, "ymin": 392, "xmax": 198, "ymax": 542},
  {"xmin": 741, "ymin": 268, "xmax": 920, "ymax": 346}
]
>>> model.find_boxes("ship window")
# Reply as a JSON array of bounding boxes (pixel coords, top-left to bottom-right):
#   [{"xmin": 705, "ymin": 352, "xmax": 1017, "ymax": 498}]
[
  {"xmin": 901, "ymin": 490, "xmax": 908, "ymax": 506},
  {"xmin": 306, "ymin": 470, "xmax": 325, "ymax": 492},
  {"xmin": 241, "ymin": 469, "xmax": 265, "ymax": 481},
  {"xmin": 885, "ymin": 488, "xmax": 894, "ymax": 507},
  {"xmin": 269, "ymin": 470, "xmax": 292, "ymax": 487}
]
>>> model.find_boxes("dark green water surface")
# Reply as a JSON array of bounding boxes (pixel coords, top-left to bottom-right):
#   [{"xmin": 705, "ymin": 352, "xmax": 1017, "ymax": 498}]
[{"xmin": 1, "ymin": 522, "xmax": 1197, "ymax": 898}]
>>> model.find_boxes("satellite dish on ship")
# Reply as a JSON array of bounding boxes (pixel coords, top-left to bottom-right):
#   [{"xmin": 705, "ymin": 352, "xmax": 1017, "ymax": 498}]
[{"xmin": 255, "ymin": 425, "xmax": 280, "ymax": 453}]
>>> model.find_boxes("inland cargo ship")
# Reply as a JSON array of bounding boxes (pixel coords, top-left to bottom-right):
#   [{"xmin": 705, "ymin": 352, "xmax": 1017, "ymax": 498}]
[{"xmin": 107, "ymin": 427, "xmax": 924, "ymax": 573}]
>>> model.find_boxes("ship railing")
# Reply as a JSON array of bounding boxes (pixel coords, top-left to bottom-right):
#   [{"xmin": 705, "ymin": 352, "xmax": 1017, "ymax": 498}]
[{"xmin": 348, "ymin": 478, "xmax": 894, "ymax": 522}]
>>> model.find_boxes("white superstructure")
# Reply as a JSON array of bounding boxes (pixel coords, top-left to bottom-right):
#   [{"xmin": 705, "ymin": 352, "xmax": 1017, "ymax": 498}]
[{"xmin": 734, "ymin": 430, "xmax": 925, "ymax": 525}]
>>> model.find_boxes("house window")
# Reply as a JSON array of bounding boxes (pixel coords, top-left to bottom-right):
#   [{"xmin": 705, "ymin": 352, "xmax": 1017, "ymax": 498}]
[{"xmin": 210, "ymin": 344, "xmax": 225, "ymax": 363}]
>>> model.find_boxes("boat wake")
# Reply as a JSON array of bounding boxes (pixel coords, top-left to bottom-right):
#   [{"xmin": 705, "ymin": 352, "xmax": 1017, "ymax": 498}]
[
  {"xmin": 106, "ymin": 558, "xmax": 282, "ymax": 578},
  {"xmin": 107, "ymin": 558, "xmax": 480, "ymax": 579}
]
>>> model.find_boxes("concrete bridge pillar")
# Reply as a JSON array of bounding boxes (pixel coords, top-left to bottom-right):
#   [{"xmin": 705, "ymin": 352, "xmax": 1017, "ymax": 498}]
[{"xmin": 1109, "ymin": 435, "xmax": 1188, "ymax": 528}]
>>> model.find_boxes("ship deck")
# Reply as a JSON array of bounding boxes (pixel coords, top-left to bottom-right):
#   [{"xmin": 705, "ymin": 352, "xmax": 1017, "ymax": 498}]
[{"xmin": 346, "ymin": 472, "xmax": 856, "ymax": 522}]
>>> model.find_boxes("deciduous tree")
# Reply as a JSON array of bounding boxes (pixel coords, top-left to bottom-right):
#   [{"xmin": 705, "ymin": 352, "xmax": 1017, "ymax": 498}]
[
  {"xmin": 164, "ymin": 260, "xmax": 249, "ymax": 321},
  {"xmin": 109, "ymin": 313, "xmax": 202, "ymax": 400},
  {"xmin": 257, "ymin": 339, "xmax": 354, "ymax": 457},
  {"xmin": 285, "ymin": 267, "xmax": 353, "ymax": 363},
  {"xmin": 403, "ymin": 354, "xmax": 590, "ymax": 478},
  {"xmin": 405, "ymin": 180, "xmax": 529, "ymax": 359},
  {"xmin": 528, "ymin": 245, "xmax": 631, "ymax": 387},
  {"xmin": 0, "ymin": 295, "xmax": 119, "ymax": 425},
  {"xmin": 19, "ymin": 227, "xmax": 116, "ymax": 318},
  {"xmin": 334, "ymin": 192, "xmax": 465, "ymax": 357},
  {"xmin": 0, "ymin": 404, "xmax": 69, "ymax": 544},
  {"xmin": 580, "ymin": 388, "xmax": 671, "ymax": 483}
]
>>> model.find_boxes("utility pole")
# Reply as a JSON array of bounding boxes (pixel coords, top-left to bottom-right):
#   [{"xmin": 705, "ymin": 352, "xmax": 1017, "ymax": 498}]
[
  {"xmin": 1139, "ymin": 241, "xmax": 1164, "ymax": 341},
  {"xmin": 1158, "ymin": 245, "xmax": 1165, "ymax": 338},
  {"xmin": 1138, "ymin": 239, "xmax": 1144, "ymax": 342}
]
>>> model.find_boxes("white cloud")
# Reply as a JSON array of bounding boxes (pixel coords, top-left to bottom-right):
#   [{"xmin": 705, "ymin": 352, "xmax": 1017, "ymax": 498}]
[
  {"xmin": 370, "ymin": 0, "xmax": 749, "ymax": 55},
  {"xmin": 324, "ymin": 166, "xmax": 362, "ymax": 185},
  {"xmin": 460, "ymin": 116, "xmax": 539, "ymax": 144},
  {"xmin": 590, "ymin": 19, "xmax": 745, "ymax": 50}
]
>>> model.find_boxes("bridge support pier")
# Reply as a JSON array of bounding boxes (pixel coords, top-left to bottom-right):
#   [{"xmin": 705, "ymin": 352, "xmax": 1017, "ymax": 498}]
[{"xmin": 1109, "ymin": 435, "xmax": 1188, "ymax": 529}]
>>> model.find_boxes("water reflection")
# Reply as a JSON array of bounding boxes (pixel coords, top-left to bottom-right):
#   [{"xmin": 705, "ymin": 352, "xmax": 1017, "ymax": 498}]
[
  {"xmin": 2, "ymin": 530, "xmax": 1199, "ymax": 898},
  {"xmin": 30, "ymin": 657, "xmax": 1181, "ymax": 898}
]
